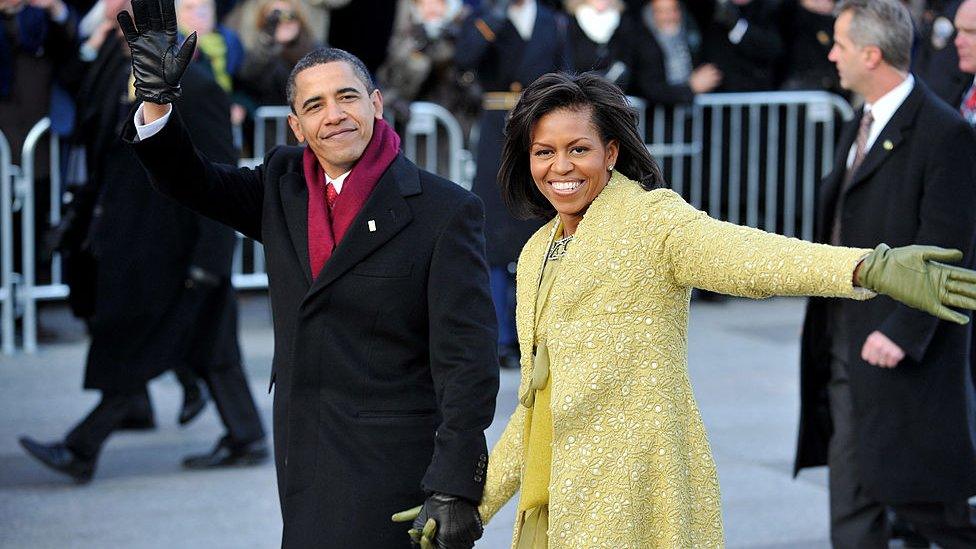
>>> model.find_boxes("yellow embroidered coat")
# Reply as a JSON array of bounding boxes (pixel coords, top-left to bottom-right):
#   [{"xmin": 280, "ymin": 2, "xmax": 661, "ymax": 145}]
[{"xmin": 478, "ymin": 173, "xmax": 872, "ymax": 548}]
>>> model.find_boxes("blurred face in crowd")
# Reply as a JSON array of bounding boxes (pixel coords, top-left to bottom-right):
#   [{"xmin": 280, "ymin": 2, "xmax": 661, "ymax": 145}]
[
  {"xmin": 651, "ymin": 0, "xmax": 683, "ymax": 34},
  {"xmin": 263, "ymin": 0, "xmax": 301, "ymax": 44},
  {"xmin": 414, "ymin": 0, "xmax": 446, "ymax": 22},
  {"xmin": 177, "ymin": 0, "xmax": 216, "ymax": 35},
  {"xmin": 529, "ymin": 106, "xmax": 618, "ymax": 233},
  {"xmin": 0, "ymin": 0, "xmax": 24, "ymax": 14},
  {"xmin": 955, "ymin": 0, "xmax": 976, "ymax": 74},
  {"xmin": 829, "ymin": 10, "xmax": 873, "ymax": 94},
  {"xmin": 586, "ymin": 0, "xmax": 615, "ymax": 11},
  {"xmin": 287, "ymin": 61, "xmax": 384, "ymax": 178}
]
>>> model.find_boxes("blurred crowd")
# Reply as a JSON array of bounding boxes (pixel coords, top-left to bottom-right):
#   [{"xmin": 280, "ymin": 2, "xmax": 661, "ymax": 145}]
[{"xmin": 5, "ymin": 0, "xmax": 976, "ymax": 161}]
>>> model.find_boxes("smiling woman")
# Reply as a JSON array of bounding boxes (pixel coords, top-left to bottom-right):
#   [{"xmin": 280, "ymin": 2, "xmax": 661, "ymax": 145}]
[{"xmin": 478, "ymin": 71, "xmax": 976, "ymax": 548}]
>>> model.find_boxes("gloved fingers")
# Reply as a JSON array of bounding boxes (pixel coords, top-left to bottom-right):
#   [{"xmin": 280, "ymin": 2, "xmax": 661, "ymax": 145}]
[
  {"xmin": 420, "ymin": 519, "xmax": 437, "ymax": 549},
  {"xmin": 945, "ymin": 264, "xmax": 976, "ymax": 285},
  {"xmin": 945, "ymin": 278, "xmax": 976, "ymax": 300},
  {"xmin": 116, "ymin": 10, "xmax": 139, "ymax": 41},
  {"xmin": 175, "ymin": 31, "xmax": 197, "ymax": 70},
  {"xmin": 391, "ymin": 505, "xmax": 423, "ymax": 522},
  {"xmin": 146, "ymin": 0, "xmax": 163, "ymax": 32},
  {"xmin": 933, "ymin": 304, "xmax": 970, "ymax": 325},
  {"xmin": 942, "ymin": 289, "xmax": 976, "ymax": 312},
  {"xmin": 407, "ymin": 528, "xmax": 422, "ymax": 544},
  {"xmin": 920, "ymin": 247, "xmax": 964, "ymax": 264},
  {"xmin": 161, "ymin": 0, "xmax": 177, "ymax": 36},
  {"xmin": 131, "ymin": 0, "xmax": 151, "ymax": 33}
]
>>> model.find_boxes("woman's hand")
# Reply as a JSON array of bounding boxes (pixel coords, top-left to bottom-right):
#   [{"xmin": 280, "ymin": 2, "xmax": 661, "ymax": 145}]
[{"xmin": 856, "ymin": 244, "xmax": 976, "ymax": 324}]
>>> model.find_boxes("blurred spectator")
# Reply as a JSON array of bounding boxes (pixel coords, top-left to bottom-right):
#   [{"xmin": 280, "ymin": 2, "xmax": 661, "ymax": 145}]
[
  {"xmin": 236, "ymin": 0, "xmax": 318, "ymax": 108},
  {"xmin": 778, "ymin": 0, "xmax": 842, "ymax": 93},
  {"xmin": 327, "ymin": 0, "xmax": 398, "ymax": 72},
  {"xmin": 455, "ymin": 0, "xmax": 570, "ymax": 369},
  {"xmin": 1, "ymin": 0, "xmax": 76, "ymax": 180},
  {"xmin": 916, "ymin": 0, "xmax": 969, "ymax": 103},
  {"xmin": 227, "ymin": 0, "xmax": 346, "ymax": 46},
  {"xmin": 702, "ymin": 0, "xmax": 784, "ymax": 91},
  {"xmin": 634, "ymin": 0, "xmax": 722, "ymax": 106},
  {"xmin": 377, "ymin": 0, "xmax": 476, "ymax": 134},
  {"xmin": 176, "ymin": 0, "xmax": 247, "ymax": 129},
  {"xmin": 19, "ymin": 0, "xmax": 268, "ymax": 483},
  {"xmin": 562, "ymin": 0, "xmax": 637, "ymax": 89}
]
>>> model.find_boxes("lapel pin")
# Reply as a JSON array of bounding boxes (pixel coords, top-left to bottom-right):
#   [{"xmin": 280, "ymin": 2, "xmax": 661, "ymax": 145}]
[
  {"xmin": 883, "ymin": 140, "xmax": 894, "ymax": 151},
  {"xmin": 367, "ymin": 220, "xmax": 377, "ymax": 232}
]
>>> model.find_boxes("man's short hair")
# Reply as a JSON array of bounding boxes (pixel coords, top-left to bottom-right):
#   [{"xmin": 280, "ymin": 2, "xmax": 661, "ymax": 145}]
[
  {"xmin": 837, "ymin": 0, "xmax": 914, "ymax": 71},
  {"xmin": 285, "ymin": 48, "xmax": 376, "ymax": 112}
]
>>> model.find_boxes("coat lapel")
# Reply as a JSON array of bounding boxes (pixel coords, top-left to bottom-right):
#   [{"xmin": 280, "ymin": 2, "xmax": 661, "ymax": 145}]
[
  {"xmin": 279, "ymin": 170, "xmax": 313, "ymax": 286},
  {"xmin": 302, "ymin": 156, "xmax": 418, "ymax": 305},
  {"xmin": 845, "ymin": 81, "xmax": 925, "ymax": 192}
]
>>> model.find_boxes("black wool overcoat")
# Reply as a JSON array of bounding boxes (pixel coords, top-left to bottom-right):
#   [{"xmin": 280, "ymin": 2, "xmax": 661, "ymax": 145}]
[
  {"xmin": 124, "ymin": 111, "xmax": 499, "ymax": 548},
  {"xmin": 795, "ymin": 80, "xmax": 976, "ymax": 504}
]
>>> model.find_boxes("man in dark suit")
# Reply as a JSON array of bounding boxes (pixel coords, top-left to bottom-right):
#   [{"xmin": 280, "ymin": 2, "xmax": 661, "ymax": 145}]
[
  {"xmin": 18, "ymin": 3, "xmax": 267, "ymax": 482},
  {"xmin": 117, "ymin": 1, "xmax": 498, "ymax": 546},
  {"xmin": 455, "ymin": 0, "xmax": 570, "ymax": 370},
  {"xmin": 701, "ymin": 0, "xmax": 784, "ymax": 92},
  {"xmin": 796, "ymin": 1, "xmax": 976, "ymax": 546}
]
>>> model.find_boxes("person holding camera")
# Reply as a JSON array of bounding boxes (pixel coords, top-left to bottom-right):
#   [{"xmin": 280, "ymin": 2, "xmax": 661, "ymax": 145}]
[{"xmin": 236, "ymin": 0, "xmax": 318, "ymax": 107}]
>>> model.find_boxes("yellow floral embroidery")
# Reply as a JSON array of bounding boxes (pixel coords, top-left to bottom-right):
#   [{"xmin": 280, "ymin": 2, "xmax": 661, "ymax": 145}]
[{"xmin": 480, "ymin": 173, "xmax": 871, "ymax": 548}]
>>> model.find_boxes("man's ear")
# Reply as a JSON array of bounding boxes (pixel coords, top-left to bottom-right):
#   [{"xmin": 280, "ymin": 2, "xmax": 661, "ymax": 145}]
[
  {"xmin": 371, "ymin": 89, "xmax": 384, "ymax": 120},
  {"xmin": 864, "ymin": 45, "xmax": 884, "ymax": 70},
  {"xmin": 288, "ymin": 113, "xmax": 305, "ymax": 143}
]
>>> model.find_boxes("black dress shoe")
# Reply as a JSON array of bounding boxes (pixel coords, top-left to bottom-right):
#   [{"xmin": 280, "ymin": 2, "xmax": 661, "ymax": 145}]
[
  {"xmin": 18, "ymin": 437, "xmax": 95, "ymax": 484},
  {"xmin": 182, "ymin": 436, "xmax": 269, "ymax": 469},
  {"xmin": 178, "ymin": 387, "xmax": 207, "ymax": 426}
]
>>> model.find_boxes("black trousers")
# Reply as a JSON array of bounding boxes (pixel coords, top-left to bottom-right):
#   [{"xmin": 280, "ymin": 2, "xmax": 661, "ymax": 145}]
[
  {"xmin": 828, "ymin": 356, "xmax": 976, "ymax": 548},
  {"xmin": 64, "ymin": 362, "xmax": 264, "ymax": 461}
]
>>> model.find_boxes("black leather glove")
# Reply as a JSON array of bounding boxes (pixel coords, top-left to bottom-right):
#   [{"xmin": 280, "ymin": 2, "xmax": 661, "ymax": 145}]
[
  {"xmin": 393, "ymin": 493, "xmax": 483, "ymax": 549},
  {"xmin": 117, "ymin": 0, "xmax": 197, "ymax": 104}
]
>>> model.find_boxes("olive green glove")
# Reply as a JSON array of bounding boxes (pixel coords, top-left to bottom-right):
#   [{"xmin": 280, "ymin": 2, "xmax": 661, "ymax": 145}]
[
  {"xmin": 392, "ymin": 505, "xmax": 436, "ymax": 549},
  {"xmin": 858, "ymin": 244, "xmax": 976, "ymax": 325}
]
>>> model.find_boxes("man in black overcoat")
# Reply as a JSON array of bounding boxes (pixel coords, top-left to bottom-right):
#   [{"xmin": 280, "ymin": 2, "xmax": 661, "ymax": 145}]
[
  {"xmin": 796, "ymin": 1, "xmax": 976, "ymax": 546},
  {"xmin": 455, "ymin": 0, "xmax": 570, "ymax": 369},
  {"xmin": 18, "ymin": 9, "xmax": 267, "ymax": 482},
  {"xmin": 116, "ymin": 1, "xmax": 498, "ymax": 546}
]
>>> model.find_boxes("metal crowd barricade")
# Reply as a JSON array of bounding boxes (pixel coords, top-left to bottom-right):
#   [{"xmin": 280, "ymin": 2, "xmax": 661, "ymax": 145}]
[
  {"xmin": 18, "ymin": 118, "xmax": 64, "ymax": 353},
  {"xmin": 646, "ymin": 91, "xmax": 855, "ymax": 241},
  {"xmin": 1, "ymin": 129, "xmax": 14, "ymax": 354}
]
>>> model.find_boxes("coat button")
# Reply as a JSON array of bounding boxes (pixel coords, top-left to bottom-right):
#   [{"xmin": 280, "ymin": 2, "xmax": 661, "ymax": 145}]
[{"xmin": 474, "ymin": 475, "xmax": 482, "ymax": 482}]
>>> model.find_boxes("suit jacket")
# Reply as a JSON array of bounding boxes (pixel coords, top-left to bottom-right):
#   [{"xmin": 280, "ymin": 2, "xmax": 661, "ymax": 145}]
[
  {"xmin": 479, "ymin": 173, "xmax": 870, "ymax": 548},
  {"xmin": 456, "ymin": 4, "xmax": 570, "ymax": 266},
  {"xmin": 124, "ymin": 111, "xmax": 499, "ymax": 548},
  {"xmin": 796, "ymin": 79, "xmax": 976, "ymax": 503}
]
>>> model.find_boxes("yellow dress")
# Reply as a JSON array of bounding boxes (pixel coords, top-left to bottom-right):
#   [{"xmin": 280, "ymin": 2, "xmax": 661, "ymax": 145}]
[
  {"xmin": 515, "ymin": 223, "xmax": 570, "ymax": 549},
  {"xmin": 478, "ymin": 172, "xmax": 874, "ymax": 548}
]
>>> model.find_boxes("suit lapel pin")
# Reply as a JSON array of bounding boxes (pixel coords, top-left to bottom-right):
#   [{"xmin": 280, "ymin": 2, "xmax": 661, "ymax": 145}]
[
  {"xmin": 883, "ymin": 140, "xmax": 894, "ymax": 151},
  {"xmin": 367, "ymin": 220, "xmax": 377, "ymax": 232}
]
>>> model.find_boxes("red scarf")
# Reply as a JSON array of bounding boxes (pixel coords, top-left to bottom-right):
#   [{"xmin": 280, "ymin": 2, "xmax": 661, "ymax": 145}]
[{"xmin": 303, "ymin": 118, "xmax": 401, "ymax": 279}]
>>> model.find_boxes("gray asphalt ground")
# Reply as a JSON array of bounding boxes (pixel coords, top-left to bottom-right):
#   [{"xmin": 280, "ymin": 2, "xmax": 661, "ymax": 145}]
[{"xmin": 0, "ymin": 295, "xmax": 911, "ymax": 548}]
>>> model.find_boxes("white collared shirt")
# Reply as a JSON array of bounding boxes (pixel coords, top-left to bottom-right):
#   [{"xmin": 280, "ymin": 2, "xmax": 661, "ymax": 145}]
[
  {"xmin": 847, "ymin": 74, "xmax": 915, "ymax": 168},
  {"xmin": 508, "ymin": 0, "xmax": 536, "ymax": 41},
  {"xmin": 326, "ymin": 170, "xmax": 351, "ymax": 193}
]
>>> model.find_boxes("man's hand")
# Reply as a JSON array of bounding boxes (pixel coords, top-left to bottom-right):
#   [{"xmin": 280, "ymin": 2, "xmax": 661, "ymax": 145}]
[
  {"xmin": 392, "ymin": 493, "xmax": 483, "ymax": 549},
  {"xmin": 857, "ymin": 244, "xmax": 976, "ymax": 325},
  {"xmin": 861, "ymin": 330, "xmax": 905, "ymax": 368},
  {"xmin": 117, "ymin": 0, "xmax": 196, "ymax": 105}
]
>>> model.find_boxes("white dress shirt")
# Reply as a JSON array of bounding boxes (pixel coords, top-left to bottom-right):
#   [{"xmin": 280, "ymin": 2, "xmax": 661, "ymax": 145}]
[
  {"xmin": 508, "ymin": 0, "xmax": 536, "ymax": 41},
  {"xmin": 846, "ymin": 74, "xmax": 915, "ymax": 168}
]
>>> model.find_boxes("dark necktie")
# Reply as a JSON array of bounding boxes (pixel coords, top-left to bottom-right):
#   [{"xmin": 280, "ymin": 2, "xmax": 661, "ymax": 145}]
[{"xmin": 831, "ymin": 110, "xmax": 874, "ymax": 245}]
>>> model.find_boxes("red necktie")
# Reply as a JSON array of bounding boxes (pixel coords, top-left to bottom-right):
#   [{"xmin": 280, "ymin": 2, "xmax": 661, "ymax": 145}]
[
  {"xmin": 325, "ymin": 181, "xmax": 338, "ymax": 210},
  {"xmin": 962, "ymin": 85, "xmax": 976, "ymax": 116}
]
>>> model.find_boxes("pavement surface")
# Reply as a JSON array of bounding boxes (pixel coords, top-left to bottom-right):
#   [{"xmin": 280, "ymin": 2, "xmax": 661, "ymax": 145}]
[{"xmin": 0, "ymin": 294, "xmax": 913, "ymax": 548}]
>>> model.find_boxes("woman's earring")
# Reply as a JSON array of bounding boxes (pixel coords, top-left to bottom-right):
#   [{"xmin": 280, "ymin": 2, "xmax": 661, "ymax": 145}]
[{"xmin": 607, "ymin": 164, "xmax": 614, "ymax": 172}]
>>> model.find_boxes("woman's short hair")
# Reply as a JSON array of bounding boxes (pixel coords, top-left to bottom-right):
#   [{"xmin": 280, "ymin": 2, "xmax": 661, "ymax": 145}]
[{"xmin": 498, "ymin": 71, "xmax": 664, "ymax": 220}]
